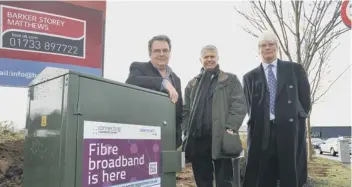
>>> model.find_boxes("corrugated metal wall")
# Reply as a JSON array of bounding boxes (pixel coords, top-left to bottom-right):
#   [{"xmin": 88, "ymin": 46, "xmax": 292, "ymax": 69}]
[{"xmin": 311, "ymin": 126, "xmax": 351, "ymax": 139}]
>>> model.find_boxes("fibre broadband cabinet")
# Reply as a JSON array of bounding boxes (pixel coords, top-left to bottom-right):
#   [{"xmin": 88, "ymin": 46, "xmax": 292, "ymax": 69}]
[{"xmin": 23, "ymin": 67, "xmax": 182, "ymax": 187}]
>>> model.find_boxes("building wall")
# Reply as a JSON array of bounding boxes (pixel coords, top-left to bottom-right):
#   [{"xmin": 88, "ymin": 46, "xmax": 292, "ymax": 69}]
[{"xmin": 311, "ymin": 126, "xmax": 351, "ymax": 139}]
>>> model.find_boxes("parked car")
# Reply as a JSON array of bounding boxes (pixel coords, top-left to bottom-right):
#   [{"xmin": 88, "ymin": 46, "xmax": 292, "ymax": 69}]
[
  {"xmin": 319, "ymin": 138, "xmax": 339, "ymax": 156},
  {"xmin": 311, "ymin": 138, "xmax": 324, "ymax": 149}
]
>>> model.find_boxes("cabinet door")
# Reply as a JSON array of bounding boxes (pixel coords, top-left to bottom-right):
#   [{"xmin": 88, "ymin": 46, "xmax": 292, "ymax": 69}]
[{"xmin": 24, "ymin": 76, "xmax": 70, "ymax": 187}]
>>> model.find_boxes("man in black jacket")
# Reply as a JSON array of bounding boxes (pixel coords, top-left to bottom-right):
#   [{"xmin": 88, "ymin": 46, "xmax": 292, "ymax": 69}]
[
  {"xmin": 242, "ymin": 31, "xmax": 311, "ymax": 187},
  {"xmin": 125, "ymin": 35, "xmax": 183, "ymax": 148}
]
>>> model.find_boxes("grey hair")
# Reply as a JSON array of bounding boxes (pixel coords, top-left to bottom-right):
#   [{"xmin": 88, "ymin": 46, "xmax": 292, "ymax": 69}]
[
  {"xmin": 258, "ymin": 31, "xmax": 278, "ymax": 47},
  {"xmin": 148, "ymin": 35, "xmax": 172, "ymax": 56},
  {"xmin": 200, "ymin": 44, "xmax": 219, "ymax": 57}
]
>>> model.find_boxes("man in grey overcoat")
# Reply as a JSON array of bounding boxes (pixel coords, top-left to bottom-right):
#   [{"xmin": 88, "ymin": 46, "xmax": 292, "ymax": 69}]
[{"xmin": 181, "ymin": 45, "xmax": 247, "ymax": 187}]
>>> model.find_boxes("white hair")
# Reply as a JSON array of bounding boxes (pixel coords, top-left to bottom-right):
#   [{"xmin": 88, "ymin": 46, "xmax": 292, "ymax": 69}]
[
  {"xmin": 200, "ymin": 44, "xmax": 219, "ymax": 57},
  {"xmin": 258, "ymin": 31, "xmax": 278, "ymax": 47}
]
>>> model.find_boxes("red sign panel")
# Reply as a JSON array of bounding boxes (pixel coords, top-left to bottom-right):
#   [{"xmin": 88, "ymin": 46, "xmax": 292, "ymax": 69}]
[
  {"xmin": 1, "ymin": 5, "xmax": 86, "ymax": 58},
  {"xmin": 0, "ymin": 1, "xmax": 104, "ymax": 87},
  {"xmin": 61, "ymin": 1, "xmax": 106, "ymax": 19},
  {"xmin": 0, "ymin": 1, "xmax": 103, "ymax": 69}
]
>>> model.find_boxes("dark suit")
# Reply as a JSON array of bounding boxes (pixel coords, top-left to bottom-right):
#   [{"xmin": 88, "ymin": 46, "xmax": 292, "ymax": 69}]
[
  {"xmin": 242, "ymin": 59, "xmax": 311, "ymax": 187},
  {"xmin": 125, "ymin": 61, "xmax": 183, "ymax": 148}
]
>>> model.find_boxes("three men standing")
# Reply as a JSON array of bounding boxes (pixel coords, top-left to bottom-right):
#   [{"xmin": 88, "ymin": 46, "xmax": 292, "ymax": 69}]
[
  {"xmin": 126, "ymin": 32, "xmax": 311, "ymax": 187},
  {"xmin": 242, "ymin": 31, "xmax": 311, "ymax": 187},
  {"xmin": 181, "ymin": 45, "xmax": 247, "ymax": 187}
]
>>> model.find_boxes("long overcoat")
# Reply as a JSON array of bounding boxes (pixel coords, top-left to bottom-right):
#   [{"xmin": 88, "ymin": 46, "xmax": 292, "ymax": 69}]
[{"xmin": 242, "ymin": 60, "xmax": 311, "ymax": 187}]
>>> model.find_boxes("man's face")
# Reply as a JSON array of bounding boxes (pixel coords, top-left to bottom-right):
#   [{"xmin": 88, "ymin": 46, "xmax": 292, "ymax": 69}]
[
  {"xmin": 259, "ymin": 40, "xmax": 277, "ymax": 63},
  {"xmin": 200, "ymin": 50, "xmax": 218, "ymax": 70},
  {"xmin": 150, "ymin": 40, "xmax": 170, "ymax": 67}
]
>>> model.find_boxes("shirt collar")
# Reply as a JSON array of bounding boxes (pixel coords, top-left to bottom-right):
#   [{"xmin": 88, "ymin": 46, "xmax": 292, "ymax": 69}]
[
  {"xmin": 152, "ymin": 63, "xmax": 172, "ymax": 76},
  {"xmin": 261, "ymin": 58, "xmax": 278, "ymax": 70}
]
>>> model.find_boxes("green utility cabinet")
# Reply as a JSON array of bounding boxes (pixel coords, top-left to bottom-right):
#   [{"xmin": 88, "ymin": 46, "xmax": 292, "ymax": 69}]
[{"xmin": 23, "ymin": 67, "xmax": 182, "ymax": 187}]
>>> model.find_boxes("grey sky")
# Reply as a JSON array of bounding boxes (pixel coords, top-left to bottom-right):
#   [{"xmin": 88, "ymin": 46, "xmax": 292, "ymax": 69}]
[{"xmin": 0, "ymin": 1, "xmax": 350, "ymax": 129}]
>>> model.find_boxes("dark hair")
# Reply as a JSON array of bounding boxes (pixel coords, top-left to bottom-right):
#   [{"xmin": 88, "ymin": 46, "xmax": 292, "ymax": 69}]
[{"xmin": 148, "ymin": 35, "xmax": 172, "ymax": 55}]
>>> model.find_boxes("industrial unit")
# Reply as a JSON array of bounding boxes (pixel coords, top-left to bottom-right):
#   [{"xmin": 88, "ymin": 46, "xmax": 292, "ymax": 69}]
[{"xmin": 311, "ymin": 126, "xmax": 351, "ymax": 139}]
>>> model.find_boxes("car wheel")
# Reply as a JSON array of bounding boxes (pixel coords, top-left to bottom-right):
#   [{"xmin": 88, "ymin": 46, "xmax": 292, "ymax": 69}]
[
  {"xmin": 319, "ymin": 148, "xmax": 323, "ymax": 154},
  {"xmin": 330, "ymin": 148, "xmax": 337, "ymax": 156}
]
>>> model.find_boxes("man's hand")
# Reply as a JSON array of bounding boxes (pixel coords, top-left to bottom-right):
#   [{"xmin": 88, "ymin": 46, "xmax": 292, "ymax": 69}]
[
  {"xmin": 226, "ymin": 129, "xmax": 236, "ymax": 135},
  {"xmin": 182, "ymin": 134, "xmax": 186, "ymax": 141},
  {"xmin": 164, "ymin": 80, "xmax": 179, "ymax": 103}
]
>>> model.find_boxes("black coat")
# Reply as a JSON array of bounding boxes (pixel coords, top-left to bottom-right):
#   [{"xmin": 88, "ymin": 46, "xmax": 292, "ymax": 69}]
[
  {"xmin": 125, "ymin": 61, "xmax": 183, "ymax": 148},
  {"xmin": 242, "ymin": 59, "xmax": 311, "ymax": 187}
]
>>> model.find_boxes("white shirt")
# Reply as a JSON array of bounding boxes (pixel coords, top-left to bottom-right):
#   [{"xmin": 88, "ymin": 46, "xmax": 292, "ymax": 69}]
[{"xmin": 261, "ymin": 59, "xmax": 278, "ymax": 120}]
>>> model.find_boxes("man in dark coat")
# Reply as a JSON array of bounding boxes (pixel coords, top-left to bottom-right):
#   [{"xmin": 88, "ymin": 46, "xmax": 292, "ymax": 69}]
[
  {"xmin": 125, "ymin": 35, "xmax": 183, "ymax": 148},
  {"xmin": 242, "ymin": 31, "xmax": 311, "ymax": 187},
  {"xmin": 182, "ymin": 45, "xmax": 247, "ymax": 187}
]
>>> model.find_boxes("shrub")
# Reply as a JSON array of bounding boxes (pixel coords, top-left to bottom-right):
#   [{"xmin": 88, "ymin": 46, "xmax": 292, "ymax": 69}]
[{"xmin": 0, "ymin": 121, "xmax": 25, "ymax": 143}]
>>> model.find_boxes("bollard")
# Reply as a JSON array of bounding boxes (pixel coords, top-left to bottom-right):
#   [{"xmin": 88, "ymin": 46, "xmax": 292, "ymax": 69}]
[{"xmin": 338, "ymin": 139, "xmax": 351, "ymax": 164}]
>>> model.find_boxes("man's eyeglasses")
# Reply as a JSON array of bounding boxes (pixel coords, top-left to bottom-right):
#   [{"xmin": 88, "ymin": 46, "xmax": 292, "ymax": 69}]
[
  {"xmin": 152, "ymin": 49, "xmax": 170, "ymax": 54},
  {"xmin": 259, "ymin": 43, "xmax": 276, "ymax": 48}
]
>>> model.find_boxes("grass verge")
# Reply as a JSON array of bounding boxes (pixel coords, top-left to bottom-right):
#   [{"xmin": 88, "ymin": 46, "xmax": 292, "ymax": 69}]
[{"xmin": 308, "ymin": 157, "xmax": 351, "ymax": 187}]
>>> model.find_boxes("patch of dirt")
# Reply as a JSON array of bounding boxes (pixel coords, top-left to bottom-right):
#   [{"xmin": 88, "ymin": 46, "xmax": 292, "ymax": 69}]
[
  {"xmin": 0, "ymin": 139, "xmax": 24, "ymax": 187},
  {"xmin": 308, "ymin": 165, "xmax": 329, "ymax": 177},
  {"xmin": 308, "ymin": 159, "xmax": 329, "ymax": 177},
  {"xmin": 176, "ymin": 164, "xmax": 196, "ymax": 187}
]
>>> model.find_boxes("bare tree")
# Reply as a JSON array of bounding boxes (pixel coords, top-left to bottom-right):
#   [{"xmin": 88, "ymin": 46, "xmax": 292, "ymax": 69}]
[{"xmin": 235, "ymin": 0, "xmax": 350, "ymax": 161}]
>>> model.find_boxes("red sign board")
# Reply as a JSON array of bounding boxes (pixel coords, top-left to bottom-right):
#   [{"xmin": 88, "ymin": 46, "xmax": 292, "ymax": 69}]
[
  {"xmin": 0, "ymin": 1, "xmax": 105, "ymax": 87},
  {"xmin": 2, "ymin": 5, "xmax": 86, "ymax": 59}
]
